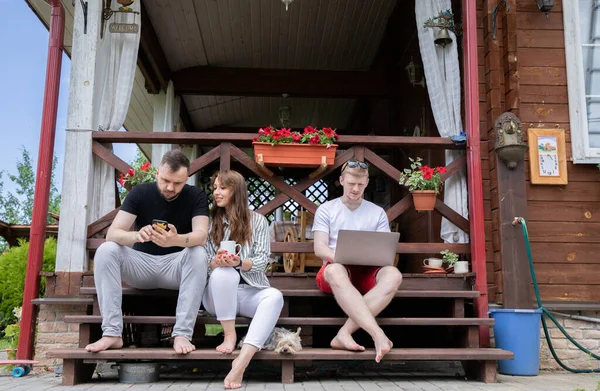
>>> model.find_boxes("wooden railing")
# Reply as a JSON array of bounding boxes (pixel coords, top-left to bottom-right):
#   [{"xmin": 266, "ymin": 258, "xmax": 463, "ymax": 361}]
[{"xmin": 88, "ymin": 132, "xmax": 469, "ymax": 256}]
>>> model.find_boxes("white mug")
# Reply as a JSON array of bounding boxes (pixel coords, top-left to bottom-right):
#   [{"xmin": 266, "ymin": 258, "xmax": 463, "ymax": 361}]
[
  {"xmin": 454, "ymin": 261, "xmax": 469, "ymax": 274},
  {"xmin": 220, "ymin": 240, "xmax": 242, "ymax": 256},
  {"xmin": 423, "ymin": 258, "xmax": 443, "ymax": 268}
]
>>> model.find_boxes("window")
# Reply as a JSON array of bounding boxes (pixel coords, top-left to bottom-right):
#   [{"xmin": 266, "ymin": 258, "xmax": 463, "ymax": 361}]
[{"xmin": 564, "ymin": 0, "xmax": 600, "ymax": 163}]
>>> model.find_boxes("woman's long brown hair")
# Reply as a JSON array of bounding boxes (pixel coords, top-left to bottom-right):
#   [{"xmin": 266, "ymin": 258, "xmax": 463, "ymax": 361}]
[{"xmin": 209, "ymin": 170, "xmax": 252, "ymax": 246}]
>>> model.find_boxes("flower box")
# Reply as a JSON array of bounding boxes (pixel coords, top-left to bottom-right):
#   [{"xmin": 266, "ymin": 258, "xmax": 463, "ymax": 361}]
[{"xmin": 253, "ymin": 142, "xmax": 338, "ymax": 168}]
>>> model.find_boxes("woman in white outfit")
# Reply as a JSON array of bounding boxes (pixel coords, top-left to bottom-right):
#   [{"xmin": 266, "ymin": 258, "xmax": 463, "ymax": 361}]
[{"xmin": 202, "ymin": 170, "xmax": 284, "ymax": 389}]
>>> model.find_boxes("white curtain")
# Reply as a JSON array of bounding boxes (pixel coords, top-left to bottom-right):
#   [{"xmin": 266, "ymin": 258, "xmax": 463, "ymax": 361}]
[
  {"xmin": 89, "ymin": 1, "xmax": 142, "ymax": 221},
  {"xmin": 415, "ymin": 0, "xmax": 469, "ymax": 244},
  {"xmin": 152, "ymin": 80, "xmax": 180, "ymax": 164}
]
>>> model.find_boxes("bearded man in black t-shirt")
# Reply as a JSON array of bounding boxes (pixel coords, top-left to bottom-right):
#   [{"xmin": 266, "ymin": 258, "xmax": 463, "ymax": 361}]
[{"xmin": 85, "ymin": 150, "xmax": 209, "ymax": 355}]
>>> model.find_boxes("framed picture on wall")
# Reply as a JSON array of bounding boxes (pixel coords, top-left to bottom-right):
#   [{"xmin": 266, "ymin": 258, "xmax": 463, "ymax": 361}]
[{"xmin": 527, "ymin": 128, "xmax": 568, "ymax": 185}]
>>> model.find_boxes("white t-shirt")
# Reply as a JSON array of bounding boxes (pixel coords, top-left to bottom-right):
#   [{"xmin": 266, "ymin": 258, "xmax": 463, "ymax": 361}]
[{"xmin": 312, "ymin": 197, "xmax": 390, "ymax": 254}]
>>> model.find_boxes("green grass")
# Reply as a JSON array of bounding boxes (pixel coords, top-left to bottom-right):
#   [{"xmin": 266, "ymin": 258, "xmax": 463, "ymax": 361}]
[
  {"xmin": 205, "ymin": 324, "xmax": 223, "ymax": 336},
  {"xmin": 203, "ymin": 324, "xmax": 246, "ymax": 336}
]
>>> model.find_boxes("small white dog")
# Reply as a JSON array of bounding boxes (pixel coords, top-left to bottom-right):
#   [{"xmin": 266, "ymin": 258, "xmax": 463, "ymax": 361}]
[{"xmin": 238, "ymin": 327, "xmax": 302, "ymax": 354}]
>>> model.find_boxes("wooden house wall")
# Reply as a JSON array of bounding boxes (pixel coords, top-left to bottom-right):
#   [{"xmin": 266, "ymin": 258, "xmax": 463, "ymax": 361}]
[{"xmin": 479, "ymin": 0, "xmax": 600, "ymax": 304}]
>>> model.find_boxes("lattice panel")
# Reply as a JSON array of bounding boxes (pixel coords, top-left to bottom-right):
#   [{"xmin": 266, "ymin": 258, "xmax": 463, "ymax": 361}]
[
  {"xmin": 247, "ymin": 177, "xmax": 277, "ymax": 221},
  {"xmin": 200, "ymin": 175, "xmax": 335, "ymax": 221}
]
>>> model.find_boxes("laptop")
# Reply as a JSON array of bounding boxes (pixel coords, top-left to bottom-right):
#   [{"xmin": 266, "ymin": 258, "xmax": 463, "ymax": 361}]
[{"xmin": 334, "ymin": 230, "xmax": 400, "ymax": 267}]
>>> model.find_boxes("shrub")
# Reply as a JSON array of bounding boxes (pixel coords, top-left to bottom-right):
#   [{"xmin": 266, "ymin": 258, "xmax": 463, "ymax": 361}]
[{"xmin": 0, "ymin": 237, "xmax": 56, "ymax": 333}]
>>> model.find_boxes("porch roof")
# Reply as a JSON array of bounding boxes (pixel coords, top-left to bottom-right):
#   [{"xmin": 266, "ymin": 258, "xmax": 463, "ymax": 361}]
[{"xmin": 25, "ymin": 0, "xmax": 401, "ymax": 133}]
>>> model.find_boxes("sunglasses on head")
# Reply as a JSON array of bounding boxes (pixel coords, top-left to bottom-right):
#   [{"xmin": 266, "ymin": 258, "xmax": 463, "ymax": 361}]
[{"xmin": 342, "ymin": 159, "xmax": 369, "ymax": 172}]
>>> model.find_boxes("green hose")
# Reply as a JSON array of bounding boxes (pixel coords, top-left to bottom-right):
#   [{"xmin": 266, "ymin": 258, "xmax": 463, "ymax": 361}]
[{"xmin": 515, "ymin": 217, "xmax": 600, "ymax": 373}]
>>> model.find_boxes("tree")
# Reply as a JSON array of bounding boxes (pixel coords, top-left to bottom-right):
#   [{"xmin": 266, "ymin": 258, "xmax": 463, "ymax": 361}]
[{"xmin": 0, "ymin": 148, "xmax": 61, "ymax": 251}]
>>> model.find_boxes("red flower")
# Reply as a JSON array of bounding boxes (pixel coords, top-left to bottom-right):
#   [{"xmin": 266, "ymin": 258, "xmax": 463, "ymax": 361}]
[
  {"xmin": 252, "ymin": 136, "xmax": 259, "ymax": 142},
  {"xmin": 323, "ymin": 127, "xmax": 334, "ymax": 136},
  {"xmin": 420, "ymin": 166, "xmax": 434, "ymax": 180},
  {"xmin": 127, "ymin": 168, "xmax": 135, "ymax": 177},
  {"xmin": 436, "ymin": 166, "xmax": 447, "ymax": 173},
  {"xmin": 304, "ymin": 126, "xmax": 317, "ymax": 134},
  {"xmin": 309, "ymin": 135, "xmax": 320, "ymax": 145},
  {"xmin": 140, "ymin": 162, "xmax": 151, "ymax": 171},
  {"xmin": 292, "ymin": 133, "xmax": 301, "ymax": 142},
  {"xmin": 118, "ymin": 173, "xmax": 125, "ymax": 186}
]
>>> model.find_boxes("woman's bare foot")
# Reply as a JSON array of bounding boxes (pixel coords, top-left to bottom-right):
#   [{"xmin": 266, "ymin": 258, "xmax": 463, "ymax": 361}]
[
  {"xmin": 330, "ymin": 332, "xmax": 365, "ymax": 352},
  {"xmin": 84, "ymin": 336, "xmax": 123, "ymax": 352},
  {"xmin": 224, "ymin": 357, "xmax": 246, "ymax": 389},
  {"xmin": 373, "ymin": 332, "xmax": 393, "ymax": 363},
  {"xmin": 216, "ymin": 332, "xmax": 237, "ymax": 354},
  {"xmin": 174, "ymin": 336, "xmax": 196, "ymax": 354}
]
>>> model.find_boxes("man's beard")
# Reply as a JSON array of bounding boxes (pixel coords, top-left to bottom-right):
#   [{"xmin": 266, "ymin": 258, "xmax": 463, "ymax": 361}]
[{"xmin": 160, "ymin": 189, "xmax": 180, "ymax": 202}]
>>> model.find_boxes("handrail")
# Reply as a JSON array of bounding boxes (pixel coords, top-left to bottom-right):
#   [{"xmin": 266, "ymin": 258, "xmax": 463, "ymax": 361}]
[
  {"xmin": 92, "ymin": 131, "xmax": 465, "ymax": 149},
  {"xmin": 86, "ymin": 238, "xmax": 471, "ymax": 254}
]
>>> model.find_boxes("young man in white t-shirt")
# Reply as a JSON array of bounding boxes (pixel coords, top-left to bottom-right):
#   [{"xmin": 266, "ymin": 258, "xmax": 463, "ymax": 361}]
[{"xmin": 312, "ymin": 159, "xmax": 403, "ymax": 363}]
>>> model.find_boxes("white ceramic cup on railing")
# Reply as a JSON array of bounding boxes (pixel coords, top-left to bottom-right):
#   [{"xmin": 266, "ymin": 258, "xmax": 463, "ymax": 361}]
[
  {"xmin": 423, "ymin": 258, "xmax": 444, "ymax": 268},
  {"xmin": 454, "ymin": 261, "xmax": 469, "ymax": 274},
  {"xmin": 220, "ymin": 240, "xmax": 242, "ymax": 256}
]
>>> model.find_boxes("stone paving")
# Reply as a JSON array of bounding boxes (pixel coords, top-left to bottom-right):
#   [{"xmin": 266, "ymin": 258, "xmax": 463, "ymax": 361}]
[{"xmin": 0, "ymin": 371, "xmax": 599, "ymax": 391}]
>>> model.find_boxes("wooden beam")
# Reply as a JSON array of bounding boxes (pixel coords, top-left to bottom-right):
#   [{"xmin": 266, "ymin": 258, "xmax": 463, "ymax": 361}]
[
  {"xmin": 87, "ymin": 208, "xmax": 120, "ymax": 238},
  {"xmin": 171, "ymin": 66, "xmax": 400, "ymax": 98},
  {"xmin": 256, "ymin": 149, "xmax": 355, "ymax": 215},
  {"xmin": 86, "ymin": 238, "xmax": 470, "ymax": 254},
  {"xmin": 137, "ymin": 3, "xmax": 170, "ymax": 94},
  {"xmin": 91, "ymin": 141, "xmax": 132, "ymax": 174},
  {"xmin": 92, "ymin": 132, "xmax": 464, "ymax": 149},
  {"xmin": 434, "ymin": 199, "xmax": 470, "ymax": 234},
  {"xmin": 220, "ymin": 143, "xmax": 231, "ymax": 171},
  {"xmin": 189, "ymin": 145, "xmax": 221, "ymax": 176},
  {"xmin": 229, "ymin": 146, "xmax": 318, "ymax": 214}
]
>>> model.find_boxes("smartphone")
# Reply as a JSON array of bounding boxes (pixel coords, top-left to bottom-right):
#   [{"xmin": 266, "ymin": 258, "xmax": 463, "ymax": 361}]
[{"xmin": 152, "ymin": 219, "xmax": 170, "ymax": 231}]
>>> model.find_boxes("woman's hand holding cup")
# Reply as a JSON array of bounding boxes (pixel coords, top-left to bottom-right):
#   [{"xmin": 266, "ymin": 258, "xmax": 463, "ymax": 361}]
[{"xmin": 214, "ymin": 249, "xmax": 241, "ymax": 267}]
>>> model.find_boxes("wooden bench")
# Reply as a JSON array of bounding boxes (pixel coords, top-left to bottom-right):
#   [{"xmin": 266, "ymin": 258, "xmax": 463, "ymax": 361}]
[{"xmin": 46, "ymin": 273, "xmax": 512, "ymax": 385}]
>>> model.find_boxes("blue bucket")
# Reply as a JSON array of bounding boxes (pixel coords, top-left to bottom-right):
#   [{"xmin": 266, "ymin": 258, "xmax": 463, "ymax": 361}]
[{"xmin": 489, "ymin": 308, "xmax": 543, "ymax": 376}]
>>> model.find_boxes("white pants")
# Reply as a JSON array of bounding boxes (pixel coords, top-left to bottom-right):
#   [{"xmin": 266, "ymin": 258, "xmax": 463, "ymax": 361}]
[{"xmin": 202, "ymin": 267, "xmax": 284, "ymax": 349}]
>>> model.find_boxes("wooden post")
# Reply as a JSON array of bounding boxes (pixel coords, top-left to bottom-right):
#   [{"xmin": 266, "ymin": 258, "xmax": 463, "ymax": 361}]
[
  {"xmin": 496, "ymin": 157, "xmax": 531, "ymax": 308},
  {"xmin": 55, "ymin": 0, "xmax": 103, "ymax": 273}
]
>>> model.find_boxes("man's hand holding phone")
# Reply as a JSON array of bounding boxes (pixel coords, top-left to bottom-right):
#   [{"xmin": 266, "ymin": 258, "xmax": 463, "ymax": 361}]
[
  {"xmin": 135, "ymin": 225, "xmax": 154, "ymax": 243},
  {"xmin": 152, "ymin": 219, "xmax": 178, "ymax": 247}
]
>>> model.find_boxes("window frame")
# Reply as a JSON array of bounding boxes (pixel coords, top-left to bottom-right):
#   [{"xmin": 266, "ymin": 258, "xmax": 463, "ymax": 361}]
[{"xmin": 563, "ymin": 0, "xmax": 600, "ymax": 163}]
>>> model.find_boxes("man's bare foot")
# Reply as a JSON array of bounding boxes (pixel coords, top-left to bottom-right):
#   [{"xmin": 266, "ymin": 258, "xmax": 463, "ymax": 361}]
[
  {"xmin": 224, "ymin": 357, "xmax": 246, "ymax": 389},
  {"xmin": 330, "ymin": 332, "xmax": 365, "ymax": 352},
  {"xmin": 174, "ymin": 336, "xmax": 196, "ymax": 354},
  {"xmin": 84, "ymin": 336, "xmax": 123, "ymax": 352},
  {"xmin": 216, "ymin": 332, "xmax": 237, "ymax": 354},
  {"xmin": 373, "ymin": 332, "xmax": 393, "ymax": 363}
]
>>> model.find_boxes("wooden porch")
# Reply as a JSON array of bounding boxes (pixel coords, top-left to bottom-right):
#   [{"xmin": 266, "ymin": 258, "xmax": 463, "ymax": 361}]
[
  {"xmin": 19, "ymin": 0, "xmax": 514, "ymax": 384},
  {"xmin": 43, "ymin": 131, "xmax": 511, "ymax": 384}
]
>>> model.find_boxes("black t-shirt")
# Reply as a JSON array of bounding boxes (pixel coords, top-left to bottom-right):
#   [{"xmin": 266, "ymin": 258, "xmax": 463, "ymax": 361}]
[{"xmin": 120, "ymin": 182, "xmax": 209, "ymax": 256}]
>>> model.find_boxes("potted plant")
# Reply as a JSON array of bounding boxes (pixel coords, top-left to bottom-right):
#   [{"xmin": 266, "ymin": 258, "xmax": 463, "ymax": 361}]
[
  {"xmin": 252, "ymin": 126, "xmax": 338, "ymax": 167},
  {"xmin": 440, "ymin": 249, "xmax": 468, "ymax": 274},
  {"xmin": 398, "ymin": 157, "xmax": 447, "ymax": 211},
  {"xmin": 118, "ymin": 161, "xmax": 157, "ymax": 199}
]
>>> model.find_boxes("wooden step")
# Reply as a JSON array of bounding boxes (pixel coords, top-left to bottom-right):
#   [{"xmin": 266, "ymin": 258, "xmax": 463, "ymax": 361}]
[
  {"xmin": 81, "ymin": 273, "xmax": 475, "ymax": 291},
  {"xmin": 79, "ymin": 286, "xmax": 479, "ymax": 298},
  {"xmin": 63, "ymin": 315, "xmax": 494, "ymax": 326},
  {"xmin": 49, "ymin": 346, "xmax": 513, "ymax": 361},
  {"xmin": 32, "ymin": 297, "xmax": 94, "ymax": 306}
]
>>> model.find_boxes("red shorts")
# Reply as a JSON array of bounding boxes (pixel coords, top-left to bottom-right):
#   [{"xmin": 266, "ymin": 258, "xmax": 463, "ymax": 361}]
[{"xmin": 315, "ymin": 262, "xmax": 381, "ymax": 295}]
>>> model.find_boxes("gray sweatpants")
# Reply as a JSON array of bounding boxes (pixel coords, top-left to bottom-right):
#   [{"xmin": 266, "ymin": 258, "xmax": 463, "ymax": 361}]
[{"xmin": 93, "ymin": 241, "xmax": 208, "ymax": 341}]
